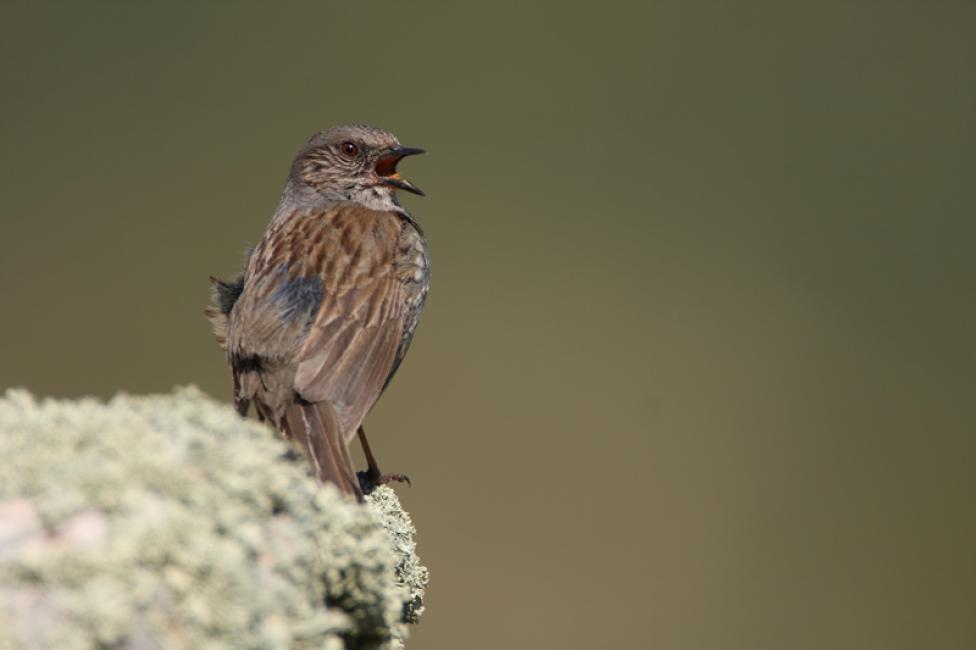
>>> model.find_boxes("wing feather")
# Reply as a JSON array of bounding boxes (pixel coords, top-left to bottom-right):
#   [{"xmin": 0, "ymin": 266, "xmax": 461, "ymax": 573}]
[{"xmin": 292, "ymin": 206, "xmax": 408, "ymax": 445}]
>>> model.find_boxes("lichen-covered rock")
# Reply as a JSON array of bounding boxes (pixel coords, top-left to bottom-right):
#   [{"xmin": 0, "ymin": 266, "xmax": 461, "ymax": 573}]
[{"xmin": 0, "ymin": 387, "xmax": 427, "ymax": 650}]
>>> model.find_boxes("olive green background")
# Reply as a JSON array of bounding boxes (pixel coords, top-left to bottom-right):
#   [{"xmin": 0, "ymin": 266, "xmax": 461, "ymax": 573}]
[{"xmin": 1, "ymin": 2, "xmax": 973, "ymax": 648}]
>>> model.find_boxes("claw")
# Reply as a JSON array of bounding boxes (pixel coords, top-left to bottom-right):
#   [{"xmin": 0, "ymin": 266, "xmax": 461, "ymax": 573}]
[
  {"xmin": 381, "ymin": 473, "xmax": 412, "ymax": 487},
  {"xmin": 357, "ymin": 470, "xmax": 412, "ymax": 494}
]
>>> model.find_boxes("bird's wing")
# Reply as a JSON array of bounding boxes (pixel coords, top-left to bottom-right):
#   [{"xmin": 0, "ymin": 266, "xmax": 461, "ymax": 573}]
[{"xmin": 291, "ymin": 204, "xmax": 408, "ymax": 445}]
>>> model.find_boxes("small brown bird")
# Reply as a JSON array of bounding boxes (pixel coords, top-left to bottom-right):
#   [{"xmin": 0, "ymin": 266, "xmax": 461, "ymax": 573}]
[{"xmin": 207, "ymin": 125, "xmax": 428, "ymax": 501}]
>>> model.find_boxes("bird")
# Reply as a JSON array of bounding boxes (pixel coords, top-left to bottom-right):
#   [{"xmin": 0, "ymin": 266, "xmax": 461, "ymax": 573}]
[{"xmin": 206, "ymin": 125, "xmax": 429, "ymax": 501}]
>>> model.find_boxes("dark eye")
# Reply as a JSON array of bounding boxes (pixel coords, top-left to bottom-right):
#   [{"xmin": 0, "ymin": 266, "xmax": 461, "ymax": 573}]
[{"xmin": 339, "ymin": 141, "xmax": 359, "ymax": 158}]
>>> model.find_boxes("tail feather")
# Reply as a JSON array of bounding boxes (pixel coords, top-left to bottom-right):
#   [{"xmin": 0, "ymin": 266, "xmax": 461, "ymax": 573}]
[{"xmin": 284, "ymin": 399, "xmax": 363, "ymax": 501}]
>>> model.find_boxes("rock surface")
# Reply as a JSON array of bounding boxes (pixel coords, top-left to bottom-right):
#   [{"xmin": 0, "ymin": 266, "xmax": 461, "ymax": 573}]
[{"xmin": 0, "ymin": 387, "xmax": 427, "ymax": 650}]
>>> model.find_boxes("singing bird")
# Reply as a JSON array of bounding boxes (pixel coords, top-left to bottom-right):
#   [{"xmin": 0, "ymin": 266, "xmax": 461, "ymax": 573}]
[{"xmin": 207, "ymin": 125, "xmax": 428, "ymax": 501}]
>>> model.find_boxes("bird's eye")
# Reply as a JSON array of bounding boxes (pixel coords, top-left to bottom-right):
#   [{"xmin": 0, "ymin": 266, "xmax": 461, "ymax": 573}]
[{"xmin": 339, "ymin": 141, "xmax": 359, "ymax": 158}]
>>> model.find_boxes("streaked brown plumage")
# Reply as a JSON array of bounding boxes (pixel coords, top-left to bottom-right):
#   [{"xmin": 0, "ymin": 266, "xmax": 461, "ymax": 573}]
[{"xmin": 207, "ymin": 125, "xmax": 428, "ymax": 500}]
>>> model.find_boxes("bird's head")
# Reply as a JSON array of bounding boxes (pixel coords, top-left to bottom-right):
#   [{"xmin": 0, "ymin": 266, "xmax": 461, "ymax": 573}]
[{"xmin": 293, "ymin": 125, "xmax": 425, "ymax": 210}]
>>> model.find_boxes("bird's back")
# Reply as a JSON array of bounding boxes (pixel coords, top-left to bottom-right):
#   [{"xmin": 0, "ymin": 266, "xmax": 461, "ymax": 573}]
[{"xmin": 224, "ymin": 202, "xmax": 427, "ymax": 439}]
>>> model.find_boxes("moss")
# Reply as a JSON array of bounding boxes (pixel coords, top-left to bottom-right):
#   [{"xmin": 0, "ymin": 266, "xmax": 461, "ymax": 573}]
[{"xmin": 0, "ymin": 387, "xmax": 427, "ymax": 650}]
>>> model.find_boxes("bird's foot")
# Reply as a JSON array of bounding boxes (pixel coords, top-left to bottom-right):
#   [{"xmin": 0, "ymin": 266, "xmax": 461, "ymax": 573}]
[{"xmin": 358, "ymin": 469, "xmax": 412, "ymax": 494}]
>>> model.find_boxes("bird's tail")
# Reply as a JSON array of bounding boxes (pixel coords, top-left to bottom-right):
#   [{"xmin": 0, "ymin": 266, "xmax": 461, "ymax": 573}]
[{"xmin": 283, "ymin": 398, "xmax": 363, "ymax": 501}]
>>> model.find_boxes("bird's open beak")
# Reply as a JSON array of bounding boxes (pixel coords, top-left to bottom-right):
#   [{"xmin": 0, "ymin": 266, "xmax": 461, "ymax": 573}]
[{"xmin": 375, "ymin": 146, "xmax": 426, "ymax": 196}]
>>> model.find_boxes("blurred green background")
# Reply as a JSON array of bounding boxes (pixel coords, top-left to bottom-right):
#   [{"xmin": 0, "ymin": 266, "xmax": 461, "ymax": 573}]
[{"xmin": 1, "ymin": 2, "xmax": 974, "ymax": 648}]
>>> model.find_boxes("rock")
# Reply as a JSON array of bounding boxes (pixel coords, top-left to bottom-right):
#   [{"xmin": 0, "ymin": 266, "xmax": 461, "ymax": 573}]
[{"xmin": 0, "ymin": 387, "xmax": 427, "ymax": 650}]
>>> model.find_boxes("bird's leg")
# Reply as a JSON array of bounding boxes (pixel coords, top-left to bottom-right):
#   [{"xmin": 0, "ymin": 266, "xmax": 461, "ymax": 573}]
[
  {"xmin": 357, "ymin": 425, "xmax": 382, "ymax": 484},
  {"xmin": 356, "ymin": 425, "xmax": 411, "ymax": 494}
]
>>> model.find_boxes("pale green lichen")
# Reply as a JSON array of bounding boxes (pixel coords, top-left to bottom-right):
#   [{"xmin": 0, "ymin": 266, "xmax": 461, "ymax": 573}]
[{"xmin": 0, "ymin": 387, "xmax": 427, "ymax": 650}]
